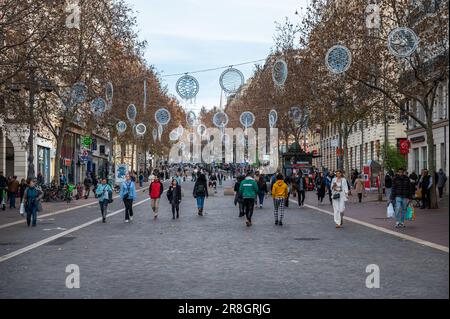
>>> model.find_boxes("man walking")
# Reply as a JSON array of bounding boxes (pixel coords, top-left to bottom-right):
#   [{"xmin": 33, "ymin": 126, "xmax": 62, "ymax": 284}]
[
  {"xmin": 119, "ymin": 173, "xmax": 136, "ymax": 222},
  {"xmin": 83, "ymin": 174, "xmax": 92, "ymax": 199},
  {"xmin": 390, "ymin": 168, "xmax": 412, "ymax": 228},
  {"xmin": 149, "ymin": 175, "xmax": 164, "ymax": 219},
  {"xmin": 239, "ymin": 172, "xmax": 259, "ymax": 227},
  {"xmin": 7, "ymin": 176, "xmax": 19, "ymax": 209},
  {"xmin": 296, "ymin": 171, "xmax": 306, "ymax": 207},
  {"xmin": 437, "ymin": 169, "xmax": 447, "ymax": 199}
]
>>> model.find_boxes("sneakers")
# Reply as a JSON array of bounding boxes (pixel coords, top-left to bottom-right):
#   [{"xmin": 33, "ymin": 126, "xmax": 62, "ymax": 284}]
[
  {"xmin": 275, "ymin": 220, "xmax": 278, "ymax": 225},
  {"xmin": 102, "ymin": 217, "xmax": 106, "ymax": 223},
  {"xmin": 259, "ymin": 205, "xmax": 263, "ymax": 209},
  {"xmin": 395, "ymin": 222, "xmax": 400, "ymax": 228},
  {"xmin": 279, "ymin": 221, "xmax": 283, "ymax": 226},
  {"xmin": 335, "ymin": 224, "xmax": 341, "ymax": 228},
  {"xmin": 125, "ymin": 219, "xmax": 129, "ymax": 223},
  {"xmin": 245, "ymin": 219, "xmax": 251, "ymax": 227},
  {"xmin": 400, "ymin": 223, "xmax": 406, "ymax": 228}
]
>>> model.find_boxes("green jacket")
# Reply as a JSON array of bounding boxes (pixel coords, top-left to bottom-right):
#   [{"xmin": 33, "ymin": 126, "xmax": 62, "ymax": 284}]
[{"xmin": 239, "ymin": 177, "xmax": 259, "ymax": 199}]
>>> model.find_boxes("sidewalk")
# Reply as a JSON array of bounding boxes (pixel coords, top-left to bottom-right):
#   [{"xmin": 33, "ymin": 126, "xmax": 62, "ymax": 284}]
[
  {"xmin": 0, "ymin": 183, "xmax": 150, "ymax": 228},
  {"xmin": 301, "ymin": 190, "xmax": 449, "ymax": 248}
]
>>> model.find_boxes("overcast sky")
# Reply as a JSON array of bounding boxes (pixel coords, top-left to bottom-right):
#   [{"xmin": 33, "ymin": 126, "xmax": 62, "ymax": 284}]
[{"xmin": 127, "ymin": 0, "xmax": 310, "ymax": 111}]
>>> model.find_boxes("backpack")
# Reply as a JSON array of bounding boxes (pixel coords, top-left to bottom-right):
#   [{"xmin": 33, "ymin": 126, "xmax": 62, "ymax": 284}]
[{"xmin": 196, "ymin": 183, "xmax": 206, "ymax": 196}]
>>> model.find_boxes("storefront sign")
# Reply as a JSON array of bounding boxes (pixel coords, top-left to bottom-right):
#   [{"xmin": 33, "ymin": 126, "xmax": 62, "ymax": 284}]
[
  {"xmin": 64, "ymin": 159, "xmax": 72, "ymax": 167},
  {"xmin": 81, "ymin": 136, "xmax": 92, "ymax": 148},
  {"xmin": 399, "ymin": 139, "xmax": 411, "ymax": 154},
  {"xmin": 410, "ymin": 136, "xmax": 425, "ymax": 144}
]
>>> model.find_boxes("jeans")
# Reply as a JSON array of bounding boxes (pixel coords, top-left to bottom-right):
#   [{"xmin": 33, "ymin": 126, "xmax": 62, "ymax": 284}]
[
  {"xmin": 124, "ymin": 199, "xmax": 133, "ymax": 220},
  {"xmin": 395, "ymin": 196, "xmax": 408, "ymax": 224},
  {"xmin": 257, "ymin": 192, "xmax": 265, "ymax": 207},
  {"xmin": 99, "ymin": 200, "xmax": 108, "ymax": 218},
  {"xmin": 243, "ymin": 198, "xmax": 255, "ymax": 222},
  {"xmin": 9, "ymin": 192, "xmax": 16, "ymax": 208},
  {"xmin": 297, "ymin": 190, "xmax": 305, "ymax": 206},
  {"xmin": 26, "ymin": 202, "xmax": 38, "ymax": 226},
  {"xmin": 385, "ymin": 188, "xmax": 392, "ymax": 202},
  {"xmin": 196, "ymin": 196, "xmax": 205, "ymax": 209}
]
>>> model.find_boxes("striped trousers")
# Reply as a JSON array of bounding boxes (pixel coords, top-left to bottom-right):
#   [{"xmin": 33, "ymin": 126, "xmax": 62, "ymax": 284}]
[{"xmin": 274, "ymin": 198, "xmax": 285, "ymax": 222}]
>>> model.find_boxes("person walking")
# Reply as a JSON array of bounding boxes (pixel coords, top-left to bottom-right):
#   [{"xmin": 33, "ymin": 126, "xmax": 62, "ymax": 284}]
[
  {"xmin": 7, "ymin": 176, "xmax": 19, "ymax": 209},
  {"xmin": 175, "ymin": 172, "xmax": 183, "ymax": 186},
  {"xmin": 92, "ymin": 174, "xmax": 99, "ymax": 198},
  {"xmin": 23, "ymin": 178, "xmax": 43, "ymax": 227},
  {"xmin": 149, "ymin": 175, "xmax": 164, "ymax": 219},
  {"xmin": 0, "ymin": 171, "xmax": 7, "ymax": 210},
  {"xmin": 59, "ymin": 173, "xmax": 67, "ymax": 187},
  {"xmin": 331, "ymin": 170, "xmax": 349, "ymax": 228},
  {"xmin": 239, "ymin": 172, "xmax": 259, "ymax": 227},
  {"xmin": 325, "ymin": 172, "xmax": 333, "ymax": 204},
  {"xmin": 296, "ymin": 171, "xmax": 306, "ymax": 207},
  {"xmin": 19, "ymin": 179, "xmax": 27, "ymax": 203},
  {"xmin": 95, "ymin": 178, "xmax": 113, "ymax": 223},
  {"xmin": 283, "ymin": 174, "xmax": 291, "ymax": 208},
  {"xmin": 257, "ymin": 174, "xmax": 268, "ymax": 209},
  {"xmin": 316, "ymin": 172, "xmax": 326, "ymax": 204},
  {"xmin": 390, "ymin": 168, "xmax": 412, "ymax": 228},
  {"xmin": 167, "ymin": 178, "xmax": 182, "ymax": 219},
  {"xmin": 37, "ymin": 172, "xmax": 45, "ymax": 186},
  {"xmin": 139, "ymin": 171, "xmax": 144, "ymax": 188},
  {"xmin": 437, "ymin": 169, "xmax": 447, "ymax": 199},
  {"xmin": 83, "ymin": 174, "xmax": 92, "ymax": 199},
  {"xmin": 354, "ymin": 174, "xmax": 365, "ymax": 203},
  {"xmin": 119, "ymin": 173, "xmax": 136, "ymax": 222},
  {"xmin": 193, "ymin": 173, "xmax": 208, "ymax": 216},
  {"xmin": 272, "ymin": 174, "xmax": 288, "ymax": 226},
  {"xmin": 384, "ymin": 171, "xmax": 393, "ymax": 202},
  {"xmin": 234, "ymin": 175, "xmax": 245, "ymax": 217},
  {"xmin": 419, "ymin": 169, "xmax": 432, "ymax": 209}
]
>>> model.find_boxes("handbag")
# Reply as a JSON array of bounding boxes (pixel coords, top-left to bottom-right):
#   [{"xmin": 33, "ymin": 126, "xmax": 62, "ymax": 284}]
[
  {"xmin": 387, "ymin": 202, "xmax": 395, "ymax": 218},
  {"xmin": 332, "ymin": 193, "xmax": 340, "ymax": 200},
  {"xmin": 108, "ymin": 189, "xmax": 113, "ymax": 203},
  {"xmin": 20, "ymin": 202, "xmax": 25, "ymax": 216}
]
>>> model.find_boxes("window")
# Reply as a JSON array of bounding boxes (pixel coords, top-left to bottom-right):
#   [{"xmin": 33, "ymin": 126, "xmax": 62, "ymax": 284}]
[
  {"xmin": 422, "ymin": 146, "xmax": 428, "ymax": 169},
  {"xmin": 100, "ymin": 145, "xmax": 105, "ymax": 155}
]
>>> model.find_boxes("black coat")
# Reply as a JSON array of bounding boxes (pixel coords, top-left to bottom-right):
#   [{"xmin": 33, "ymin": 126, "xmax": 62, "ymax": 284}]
[
  {"xmin": 193, "ymin": 179, "xmax": 208, "ymax": 197},
  {"xmin": 167, "ymin": 185, "xmax": 182, "ymax": 205},
  {"xmin": 391, "ymin": 175, "xmax": 412, "ymax": 199}
]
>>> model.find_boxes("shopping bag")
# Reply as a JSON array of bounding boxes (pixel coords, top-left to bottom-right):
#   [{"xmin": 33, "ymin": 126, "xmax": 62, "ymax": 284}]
[
  {"xmin": 387, "ymin": 203, "xmax": 395, "ymax": 218},
  {"xmin": 19, "ymin": 202, "xmax": 25, "ymax": 216},
  {"xmin": 406, "ymin": 206, "xmax": 413, "ymax": 220}
]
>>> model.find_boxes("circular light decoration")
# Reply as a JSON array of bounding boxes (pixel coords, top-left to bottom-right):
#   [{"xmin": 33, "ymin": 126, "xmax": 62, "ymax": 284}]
[
  {"xmin": 186, "ymin": 111, "xmax": 196, "ymax": 127},
  {"xmin": 105, "ymin": 82, "xmax": 113, "ymax": 101},
  {"xmin": 272, "ymin": 59, "xmax": 288, "ymax": 87},
  {"xmin": 289, "ymin": 106, "xmax": 301, "ymax": 122},
  {"xmin": 157, "ymin": 124, "xmax": 163, "ymax": 141},
  {"xmin": 213, "ymin": 111, "xmax": 229, "ymax": 128},
  {"xmin": 197, "ymin": 124, "xmax": 207, "ymax": 137},
  {"xmin": 127, "ymin": 104, "xmax": 137, "ymax": 122},
  {"xmin": 387, "ymin": 27, "xmax": 419, "ymax": 58},
  {"xmin": 269, "ymin": 109, "xmax": 278, "ymax": 128},
  {"xmin": 219, "ymin": 67, "xmax": 244, "ymax": 94},
  {"xmin": 240, "ymin": 111, "xmax": 255, "ymax": 128},
  {"xmin": 155, "ymin": 108, "xmax": 171, "ymax": 126},
  {"xmin": 116, "ymin": 121, "xmax": 127, "ymax": 134},
  {"xmin": 71, "ymin": 82, "xmax": 88, "ymax": 104},
  {"xmin": 325, "ymin": 45, "xmax": 352, "ymax": 74},
  {"xmin": 90, "ymin": 97, "xmax": 107, "ymax": 116},
  {"xmin": 152, "ymin": 128, "xmax": 158, "ymax": 142},
  {"xmin": 176, "ymin": 74, "xmax": 199, "ymax": 100},
  {"xmin": 135, "ymin": 123, "xmax": 147, "ymax": 136},
  {"xmin": 177, "ymin": 125, "xmax": 184, "ymax": 137},
  {"xmin": 169, "ymin": 129, "xmax": 179, "ymax": 141}
]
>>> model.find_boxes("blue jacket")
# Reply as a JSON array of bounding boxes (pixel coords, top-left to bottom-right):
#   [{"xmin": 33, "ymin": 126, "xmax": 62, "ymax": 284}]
[
  {"xmin": 119, "ymin": 180, "xmax": 136, "ymax": 200},
  {"xmin": 96, "ymin": 183, "xmax": 112, "ymax": 202}
]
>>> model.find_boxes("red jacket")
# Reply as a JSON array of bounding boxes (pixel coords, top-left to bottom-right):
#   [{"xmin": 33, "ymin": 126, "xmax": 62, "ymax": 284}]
[{"xmin": 149, "ymin": 181, "xmax": 163, "ymax": 199}]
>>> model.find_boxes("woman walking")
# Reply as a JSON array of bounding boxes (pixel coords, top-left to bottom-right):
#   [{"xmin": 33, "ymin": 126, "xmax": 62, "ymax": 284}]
[
  {"xmin": 119, "ymin": 173, "xmax": 136, "ymax": 223},
  {"xmin": 193, "ymin": 173, "xmax": 208, "ymax": 216},
  {"xmin": 234, "ymin": 175, "xmax": 245, "ymax": 217},
  {"xmin": 354, "ymin": 174, "xmax": 365, "ymax": 203},
  {"xmin": 19, "ymin": 178, "xmax": 27, "ymax": 203},
  {"xmin": 316, "ymin": 172, "xmax": 326, "ymax": 204},
  {"xmin": 257, "ymin": 174, "xmax": 268, "ymax": 208},
  {"xmin": 167, "ymin": 179, "xmax": 182, "ymax": 219},
  {"xmin": 95, "ymin": 178, "xmax": 113, "ymax": 223},
  {"xmin": 272, "ymin": 174, "xmax": 288, "ymax": 226},
  {"xmin": 23, "ymin": 178, "xmax": 43, "ymax": 227},
  {"xmin": 331, "ymin": 170, "xmax": 349, "ymax": 228}
]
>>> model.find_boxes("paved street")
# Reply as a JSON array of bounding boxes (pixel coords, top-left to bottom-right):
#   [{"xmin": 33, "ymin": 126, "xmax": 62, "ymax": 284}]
[{"xmin": 0, "ymin": 179, "xmax": 448, "ymax": 299}]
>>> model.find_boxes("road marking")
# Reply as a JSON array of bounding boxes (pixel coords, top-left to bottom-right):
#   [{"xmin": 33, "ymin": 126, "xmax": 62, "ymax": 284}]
[
  {"xmin": 290, "ymin": 199, "xmax": 449, "ymax": 253},
  {"xmin": 0, "ymin": 198, "xmax": 150, "ymax": 263},
  {"xmin": 43, "ymin": 227, "xmax": 67, "ymax": 231}
]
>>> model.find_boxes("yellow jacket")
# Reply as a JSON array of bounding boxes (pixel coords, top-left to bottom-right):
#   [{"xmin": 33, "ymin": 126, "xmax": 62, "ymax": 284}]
[{"xmin": 272, "ymin": 180, "xmax": 288, "ymax": 198}]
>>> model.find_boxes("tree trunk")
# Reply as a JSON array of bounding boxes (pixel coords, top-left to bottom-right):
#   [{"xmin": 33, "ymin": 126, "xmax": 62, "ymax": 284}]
[
  {"xmin": 131, "ymin": 143, "xmax": 135, "ymax": 173},
  {"xmin": 343, "ymin": 132, "xmax": 350, "ymax": 180},
  {"xmin": 426, "ymin": 121, "xmax": 438, "ymax": 209},
  {"xmin": 53, "ymin": 120, "xmax": 67, "ymax": 186},
  {"xmin": 120, "ymin": 142, "xmax": 125, "ymax": 164}
]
